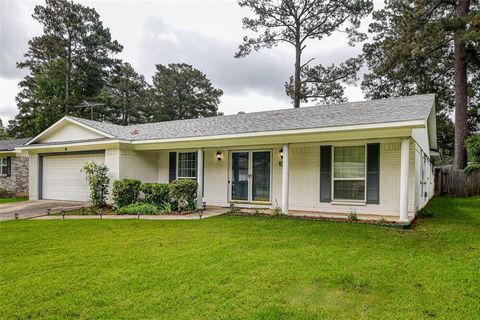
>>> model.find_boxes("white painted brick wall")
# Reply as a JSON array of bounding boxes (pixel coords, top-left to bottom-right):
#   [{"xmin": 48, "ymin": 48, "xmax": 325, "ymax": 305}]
[{"xmin": 201, "ymin": 140, "xmax": 415, "ymax": 218}]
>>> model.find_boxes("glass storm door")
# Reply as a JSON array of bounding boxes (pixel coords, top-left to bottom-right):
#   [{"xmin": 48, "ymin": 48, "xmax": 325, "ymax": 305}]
[
  {"xmin": 231, "ymin": 151, "xmax": 271, "ymax": 202},
  {"xmin": 252, "ymin": 151, "xmax": 271, "ymax": 201},
  {"xmin": 231, "ymin": 152, "xmax": 249, "ymax": 201}
]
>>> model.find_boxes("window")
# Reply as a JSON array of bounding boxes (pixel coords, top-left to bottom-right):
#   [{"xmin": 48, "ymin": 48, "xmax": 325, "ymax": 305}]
[
  {"xmin": 0, "ymin": 157, "xmax": 9, "ymax": 176},
  {"xmin": 177, "ymin": 152, "xmax": 197, "ymax": 179},
  {"xmin": 333, "ymin": 146, "xmax": 366, "ymax": 201}
]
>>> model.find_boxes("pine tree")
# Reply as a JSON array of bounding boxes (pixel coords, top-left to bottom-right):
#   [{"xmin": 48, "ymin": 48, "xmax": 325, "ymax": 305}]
[
  {"xmin": 362, "ymin": 0, "xmax": 480, "ymax": 167},
  {"xmin": 235, "ymin": 0, "xmax": 373, "ymax": 108},
  {"xmin": 8, "ymin": 0, "xmax": 122, "ymax": 137}
]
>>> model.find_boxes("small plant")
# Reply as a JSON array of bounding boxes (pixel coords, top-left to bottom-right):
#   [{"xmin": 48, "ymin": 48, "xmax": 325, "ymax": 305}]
[
  {"xmin": 113, "ymin": 179, "xmax": 141, "ymax": 208},
  {"xmin": 347, "ymin": 209, "xmax": 358, "ymax": 221},
  {"xmin": 378, "ymin": 216, "xmax": 387, "ymax": 225},
  {"xmin": 416, "ymin": 208, "xmax": 433, "ymax": 218},
  {"xmin": 82, "ymin": 161, "xmax": 110, "ymax": 207},
  {"xmin": 227, "ymin": 203, "xmax": 241, "ymax": 214},
  {"xmin": 159, "ymin": 202, "xmax": 173, "ymax": 214},
  {"xmin": 0, "ymin": 188, "xmax": 9, "ymax": 198},
  {"xmin": 117, "ymin": 202, "xmax": 158, "ymax": 215},
  {"xmin": 169, "ymin": 179, "xmax": 198, "ymax": 211},
  {"xmin": 271, "ymin": 206, "xmax": 283, "ymax": 216},
  {"xmin": 141, "ymin": 183, "xmax": 170, "ymax": 207}
]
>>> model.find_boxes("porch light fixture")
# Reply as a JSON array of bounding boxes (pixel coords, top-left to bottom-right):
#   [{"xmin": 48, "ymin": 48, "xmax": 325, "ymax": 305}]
[
  {"xmin": 216, "ymin": 150, "xmax": 222, "ymax": 161},
  {"xmin": 279, "ymin": 148, "xmax": 283, "ymax": 159}
]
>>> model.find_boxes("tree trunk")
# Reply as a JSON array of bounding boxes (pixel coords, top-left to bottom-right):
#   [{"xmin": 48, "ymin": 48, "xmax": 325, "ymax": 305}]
[
  {"xmin": 294, "ymin": 45, "xmax": 301, "ymax": 109},
  {"xmin": 453, "ymin": 0, "xmax": 470, "ymax": 169},
  {"xmin": 65, "ymin": 37, "xmax": 72, "ymax": 115}
]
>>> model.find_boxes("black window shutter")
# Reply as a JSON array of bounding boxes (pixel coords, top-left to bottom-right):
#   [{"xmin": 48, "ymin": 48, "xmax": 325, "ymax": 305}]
[
  {"xmin": 168, "ymin": 152, "xmax": 177, "ymax": 182},
  {"xmin": 6, "ymin": 157, "xmax": 12, "ymax": 177},
  {"xmin": 320, "ymin": 146, "xmax": 332, "ymax": 202},
  {"xmin": 366, "ymin": 143, "xmax": 380, "ymax": 204}
]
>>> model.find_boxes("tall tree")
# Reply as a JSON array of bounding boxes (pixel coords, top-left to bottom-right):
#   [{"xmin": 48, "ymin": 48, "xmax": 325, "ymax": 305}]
[
  {"xmin": 99, "ymin": 62, "xmax": 150, "ymax": 125},
  {"xmin": 362, "ymin": 0, "xmax": 480, "ymax": 168},
  {"xmin": 8, "ymin": 0, "xmax": 122, "ymax": 137},
  {"xmin": 0, "ymin": 119, "xmax": 9, "ymax": 140},
  {"xmin": 235, "ymin": 0, "xmax": 373, "ymax": 108},
  {"xmin": 149, "ymin": 63, "xmax": 223, "ymax": 122}
]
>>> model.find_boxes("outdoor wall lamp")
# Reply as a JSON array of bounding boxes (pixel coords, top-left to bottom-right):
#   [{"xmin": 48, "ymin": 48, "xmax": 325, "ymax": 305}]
[
  {"xmin": 279, "ymin": 148, "xmax": 284, "ymax": 166},
  {"xmin": 216, "ymin": 150, "xmax": 222, "ymax": 161}
]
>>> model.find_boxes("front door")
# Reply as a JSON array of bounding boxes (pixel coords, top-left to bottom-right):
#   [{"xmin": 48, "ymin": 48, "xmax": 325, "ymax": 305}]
[{"xmin": 230, "ymin": 151, "xmax": 271, "ymax": 202}]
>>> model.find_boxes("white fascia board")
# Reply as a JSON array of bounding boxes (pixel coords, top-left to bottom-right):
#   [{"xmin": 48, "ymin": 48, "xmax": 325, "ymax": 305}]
[
  {"xmin": 25, "ymin": 116, "xmax": 115, "ymax": 145},
  {"xmin": 131, "ymin": 120, "xmax": 426, "ymax": 145},
  {"xmin": 16, "ymin": 139, "xmax": 129, "ymax": 150}
]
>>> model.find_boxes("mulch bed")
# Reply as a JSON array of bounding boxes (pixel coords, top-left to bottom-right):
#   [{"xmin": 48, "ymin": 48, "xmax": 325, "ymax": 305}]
[{"xmin": 226, "ymin": 211, "xmax": 412, "ymax": 228}]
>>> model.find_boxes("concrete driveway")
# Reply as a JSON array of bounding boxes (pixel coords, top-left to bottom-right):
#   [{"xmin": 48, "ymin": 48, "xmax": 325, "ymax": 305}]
[{"xmin": 0, "ymin": 200, "xmax": 89, "ymax": 221}]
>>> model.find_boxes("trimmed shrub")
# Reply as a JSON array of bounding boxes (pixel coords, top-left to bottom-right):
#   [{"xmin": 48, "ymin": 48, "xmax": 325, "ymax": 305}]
[
  {"xmin": 169, "ymin": 179, "xmax": 198, "ymax": 211},
  {"xmin": 141, "ymin": 183, "xmax": 170, "ymax": 207},
  {"xmin": 112, "ymin": 179, "xmax": 141, "ymax": 208},
  {"xmin": 0, "ymin": 188, "xmax": 9, "ymax": 198},
  {"xmin": 117, "ymin": 202, "xmax": 158, "ymax": 215},
  {"xmin": 82, "ymin": 162, "xmax": 110, "ymax": 207}
]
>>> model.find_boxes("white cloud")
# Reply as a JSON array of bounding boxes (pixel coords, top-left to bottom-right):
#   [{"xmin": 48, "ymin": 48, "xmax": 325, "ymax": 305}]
[{"xmin": 0, "ymin": 0, "xmax": 385, "ymax": 124}]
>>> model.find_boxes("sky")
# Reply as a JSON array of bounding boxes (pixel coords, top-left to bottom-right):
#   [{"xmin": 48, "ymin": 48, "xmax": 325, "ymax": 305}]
[{"xmin": 0, "ymin": 0, "xmax": 384, "ymax": 126}]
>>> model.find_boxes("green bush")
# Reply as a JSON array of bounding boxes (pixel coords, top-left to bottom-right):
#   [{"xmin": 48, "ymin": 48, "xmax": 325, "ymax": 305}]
[
  {"xmin": 416, "ymin": 208, "xmax": 433, "ymax": 218},
  {"xmin": 112, "ymin": 179, "xmax": 141, "ymax": 208},
  {"xmin": 0, "ymin": 188, "xmax": 9, "ymax": 198},
  {"xmin": 82, "ymin": 162, "xmax": 110, "ymax": 207},
  {"xmin": 159, "ymin": 202, "xmax": 173, "ymax": 214},
  {"xmin": 169, "ymin": 179, "xmax": 198, "ymax": 211},
  {"xmin": 465, "ymin": 135, "xmax": 480, "ymax": 173},
  {"xmin": 141, "ymin": 183, "xmax": 170, "ymax": 207},
  {"xmin": 117, "ymin": 202, "xmax": 158, "ymax": 215},
  {"xmin": 465, "ymin": 134, "xmax": 480, "ymax": 163}
]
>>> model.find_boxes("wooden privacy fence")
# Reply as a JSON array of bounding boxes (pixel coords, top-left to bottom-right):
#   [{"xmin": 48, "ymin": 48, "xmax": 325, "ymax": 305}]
[{"xmin": 435, "ymin": 166, "xmax": 480, "ymax": 197}]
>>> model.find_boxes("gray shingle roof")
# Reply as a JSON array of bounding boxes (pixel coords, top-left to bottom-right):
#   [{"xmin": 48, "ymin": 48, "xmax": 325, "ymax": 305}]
[
  {"xmin": 0, "ymin": 138, "xmax": 31, "ymax": 151},
  {"xmin": 69, "ymin": 94, "xmax": 435, "ymax": 142}
]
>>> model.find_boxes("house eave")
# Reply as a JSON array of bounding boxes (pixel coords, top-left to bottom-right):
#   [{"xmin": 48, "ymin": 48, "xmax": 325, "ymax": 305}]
[
  {"xmin": 16, "ymin": 139, "xmax": 129, "ymax": 151},
  {"xmin": 25, "ymin": 116, "xmax": 116, "ymax": 146},
  {"xmin": 131, "ymin": 120, "xmax": 425, "ymax": 145},
  {"xmin": 15, "ymin": 119, "xmax": 425, "ymax": 152}
]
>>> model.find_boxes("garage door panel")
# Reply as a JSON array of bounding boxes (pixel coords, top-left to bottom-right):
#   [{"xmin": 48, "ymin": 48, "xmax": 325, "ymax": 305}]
[{"xmin": 42, "ymin": 153, "xmax": 105, "ymax": 201}]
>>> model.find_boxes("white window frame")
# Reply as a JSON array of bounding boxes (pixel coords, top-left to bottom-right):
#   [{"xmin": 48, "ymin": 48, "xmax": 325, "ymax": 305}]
[
  {"xmin": 331, "ymin": 144, "xmax": 367, "ymax": 202},
  {"xmin": 176, "ymin": 151, "xmax": 197, "ymax": 180},
  {"xmin": 0, "ymin": 157, "xmax": 8, "ymax": 176}
]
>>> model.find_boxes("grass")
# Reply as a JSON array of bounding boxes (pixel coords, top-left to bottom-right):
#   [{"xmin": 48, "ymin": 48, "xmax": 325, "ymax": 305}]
[
  {"xmin": 1, "ymin": 197, "xmax": 479, "ymax": 319},
  {"xmin": 0, "ymin": 196, "xmax": 28, "ymax": 204}
]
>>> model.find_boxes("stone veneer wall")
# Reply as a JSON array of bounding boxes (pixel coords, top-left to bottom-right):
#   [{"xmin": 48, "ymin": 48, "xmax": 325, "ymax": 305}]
[{"xmin": 0, "ymin": 156, "xmax": 29, "ymax": 196}]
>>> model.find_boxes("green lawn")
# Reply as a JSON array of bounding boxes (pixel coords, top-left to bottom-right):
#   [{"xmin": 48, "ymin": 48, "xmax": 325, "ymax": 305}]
[
  {"xmin": 0, "ymin": 196, "xmax": 28, "ymax": 204},
  {"xmin": 1, "ymin": 197, "xmax": 479, "ymax": 319}
]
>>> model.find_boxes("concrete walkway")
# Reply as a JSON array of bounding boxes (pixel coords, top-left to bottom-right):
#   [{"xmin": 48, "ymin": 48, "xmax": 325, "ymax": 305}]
[
  {"xmin": 31, "ymin": 210, "xmax": 225, "ymax": 220},
  {"xmin": 0, "ymin": 200, "xmax": 89, "ymax": 221}
]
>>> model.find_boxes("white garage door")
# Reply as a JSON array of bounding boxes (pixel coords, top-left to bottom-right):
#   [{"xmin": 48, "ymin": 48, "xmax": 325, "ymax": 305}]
[{"xmin": 42, "ymin": 153, "xmax": 105, "ymax": 201}]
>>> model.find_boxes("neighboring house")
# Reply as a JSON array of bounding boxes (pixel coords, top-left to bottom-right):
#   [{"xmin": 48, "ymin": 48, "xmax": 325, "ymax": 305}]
[
  {"xmin": 16, "ymin": 94, "xmax": 438, "ymax": 222},
  {"xmin": 0, "ymin": 138, "xmax": 31, "ymax": 196}
]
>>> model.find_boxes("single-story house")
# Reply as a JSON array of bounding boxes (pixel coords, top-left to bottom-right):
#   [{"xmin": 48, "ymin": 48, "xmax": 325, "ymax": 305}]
[
  {"xmin": 16, "ymin": 94, "xmax": 438, "ymax": 222},
  {"xmin": 0, "ymin": 138, "xmax": 31, "ymax": 196}
]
